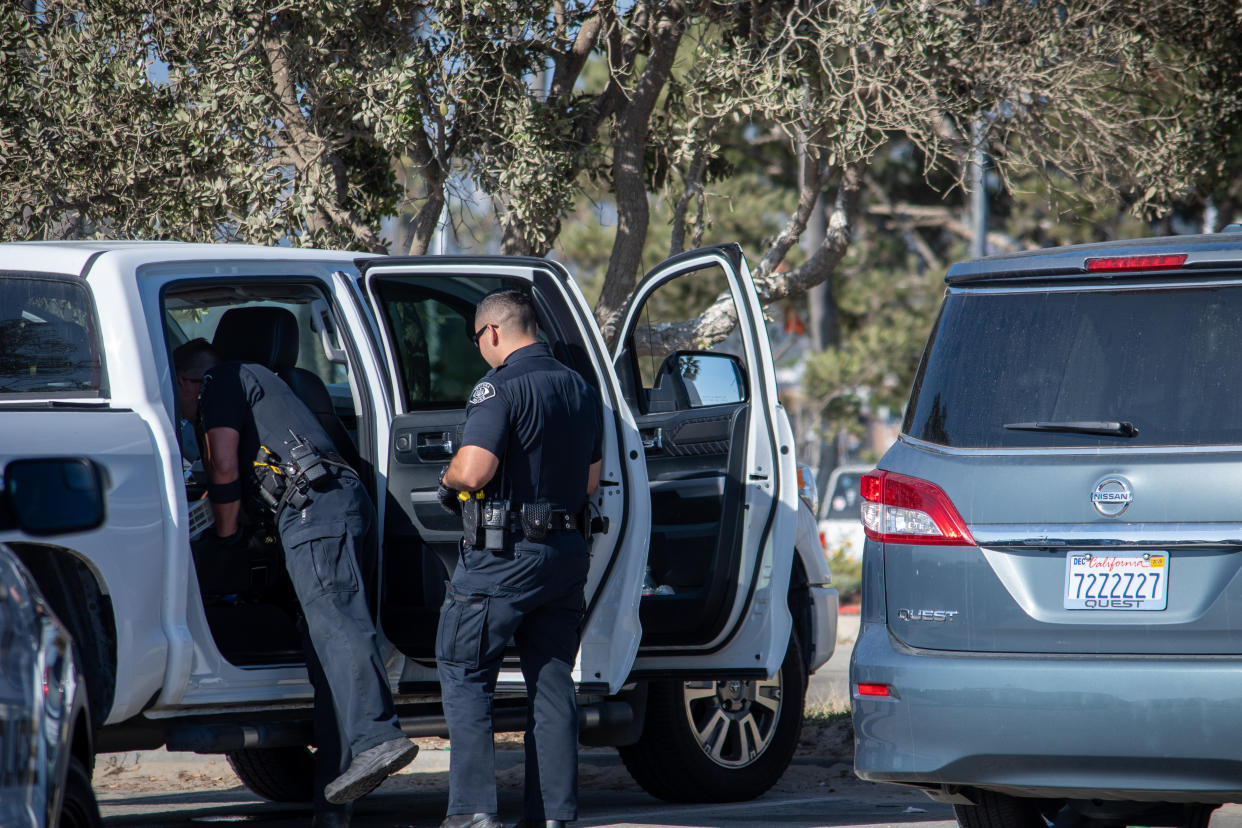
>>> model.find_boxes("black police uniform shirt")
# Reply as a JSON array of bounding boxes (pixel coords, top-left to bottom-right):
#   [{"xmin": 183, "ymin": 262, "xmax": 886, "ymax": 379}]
[
  {"xmin": 460, "ymin": 343, "xmax": 602, "ymax": 512},
  {"xmin": 198, "ymin": 362, "xmax": 336, "ymax": 503}
]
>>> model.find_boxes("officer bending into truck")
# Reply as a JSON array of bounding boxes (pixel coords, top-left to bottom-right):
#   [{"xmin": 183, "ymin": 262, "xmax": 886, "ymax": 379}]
[
  {"xmin": 173, "ymin": 339, "xmax": 416, "ymax": 825},
  {"xmin": 435, "ymin": 289, "xmax": 603, "ymax": 828}
]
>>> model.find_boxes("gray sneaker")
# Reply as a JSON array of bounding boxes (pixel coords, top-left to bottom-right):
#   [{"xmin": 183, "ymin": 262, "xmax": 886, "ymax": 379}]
[{"xmin": 324, "ymin": 737, "xmax": 418, "ymax": 805}]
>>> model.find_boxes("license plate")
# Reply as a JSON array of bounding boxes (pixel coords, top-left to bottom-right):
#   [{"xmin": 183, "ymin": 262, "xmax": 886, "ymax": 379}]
[{"xmin": 1063, "ymin": 552, "xmax": 1168, "ymax": 610}]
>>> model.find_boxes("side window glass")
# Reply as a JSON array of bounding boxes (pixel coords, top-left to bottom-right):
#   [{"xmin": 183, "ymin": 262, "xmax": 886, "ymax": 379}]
[
  {"xmin": 162, "ymin": 286, "xmax": 363, "ymax": 453},
  {"xmin": 168, "ymin": 299, "xmax": 348, "ymax": 387},
  {"xmin": 627, "ymin": 265, "xmax": 747, "ymax": 414},
  {"xmin": 370, "ymin": 277, "xmax": 532, "ymax": 410},
  {"xmin": 0, "ymin": 273, "xmax": 105, "ymax": 397}
]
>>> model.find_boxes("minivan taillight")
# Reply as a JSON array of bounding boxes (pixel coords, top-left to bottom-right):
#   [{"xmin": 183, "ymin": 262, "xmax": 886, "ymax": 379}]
[{"xmin": 860, "ymin": 470, "xmax": 975, "ymax": 546}]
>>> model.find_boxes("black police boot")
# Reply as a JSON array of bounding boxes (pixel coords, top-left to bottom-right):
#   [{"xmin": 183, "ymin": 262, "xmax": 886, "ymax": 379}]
[
  {"xmin": 440, "ymin": 815, "xmax": 504, "ymax": 828},
  {"xmin": 324, "ymin": 737, "xmax": 418, "ymax": 805}
]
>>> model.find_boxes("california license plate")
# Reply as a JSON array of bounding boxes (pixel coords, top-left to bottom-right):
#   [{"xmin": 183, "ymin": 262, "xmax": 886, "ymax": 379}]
[{"xmin": 1063, "ymin": 552, "xmax": 1168, "ymax": 610}]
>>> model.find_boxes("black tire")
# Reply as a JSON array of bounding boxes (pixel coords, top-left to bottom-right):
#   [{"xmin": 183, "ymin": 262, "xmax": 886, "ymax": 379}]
[
  {"xmin": 59, "ymin": 756, "xmax": 102, "ymax": 828},
  {"xmin": 225, "ymin": 745, "xmax": 316, "ymax": 802},
  {"xmin": 618, "ymin": 631, "xmax": 807, "ymax": 803},
  {"xmin": 954, "ymin": 791, "xmax": 1045, "ymax": 828}
]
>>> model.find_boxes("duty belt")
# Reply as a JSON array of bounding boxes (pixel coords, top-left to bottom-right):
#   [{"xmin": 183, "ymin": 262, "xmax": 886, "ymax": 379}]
[
  {"xmin": 254, "ymin": 447, "xmax": 356, "ymax": 516},
  {"xmin": 467, "ymin": 498, "xmax": 579, "ymax": 547},
  {"xmin": 510, "ymin": 504, "xmax": 579, "ymax": 537}
]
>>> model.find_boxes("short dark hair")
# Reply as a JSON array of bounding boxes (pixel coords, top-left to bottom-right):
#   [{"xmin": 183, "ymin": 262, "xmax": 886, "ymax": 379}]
[
  {"xmin": 173, "ymin": 338, "xmax": 221, "ymax": 376},
  {"xmin": 475, "ymin": 289, "xmax": 536, "ymax": 336}
]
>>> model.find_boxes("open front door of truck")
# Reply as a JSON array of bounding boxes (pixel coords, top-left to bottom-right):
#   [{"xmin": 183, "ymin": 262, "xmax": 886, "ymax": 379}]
[
  {"xmin": 358, "ymin": 257, "xmax": 648, "ymax": 694},
  {"xmin": 611, "ymin": 245, "xmax": 798, "ymax": 679}
]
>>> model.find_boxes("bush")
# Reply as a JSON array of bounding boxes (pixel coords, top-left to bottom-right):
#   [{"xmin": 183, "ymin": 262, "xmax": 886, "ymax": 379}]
[{"xmin": 828, "ymin": 548, "xmax": 862, "ymax": 602}]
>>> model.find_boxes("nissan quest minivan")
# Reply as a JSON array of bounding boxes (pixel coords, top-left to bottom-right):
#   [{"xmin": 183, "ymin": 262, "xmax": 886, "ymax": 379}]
[{"xmin": 851, "ymin": 232, "xmax": 1242, "ymax": 828}]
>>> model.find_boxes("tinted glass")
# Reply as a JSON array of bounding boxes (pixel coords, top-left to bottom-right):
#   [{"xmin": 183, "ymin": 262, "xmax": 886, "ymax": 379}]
[
  {"xmin": 371, "ymin": 277, "xmax": 527, "ymax": 409},
  {"xmin": 904, "ymin": 284, "xmax": 1242, "ymax": 448},
  {"xmin": 162, "ymin": 285, "xmax": 364, "ymax": 451},
  {"xmin": 627, "ymin": 265, "xmax": 746, "ymax": 414},
  {"xmin": 0, "ymin": 273, "xmax": 104, "ymax": 397}
]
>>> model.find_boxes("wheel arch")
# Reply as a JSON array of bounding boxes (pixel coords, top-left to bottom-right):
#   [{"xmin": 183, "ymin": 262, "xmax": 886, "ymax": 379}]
[
  {"xmin": 787, "ymin": 552, "xmax": 814, "ymax": 673},
  {"xmin": 11, "ymin": 542, "xmax": 118, "ymax": 732}
]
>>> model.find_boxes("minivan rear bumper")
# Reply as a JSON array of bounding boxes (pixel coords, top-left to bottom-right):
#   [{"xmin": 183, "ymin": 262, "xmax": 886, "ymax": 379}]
[{"xmin": 851, "ymin": 620, "xmax": 1242, "ymax": 803}]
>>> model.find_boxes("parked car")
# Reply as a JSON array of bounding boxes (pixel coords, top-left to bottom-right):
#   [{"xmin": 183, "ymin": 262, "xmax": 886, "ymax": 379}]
[
  {"xmin": 0, "ymin": 241, "xmax": 836, "ymax": 807},
  {"xmin": 817, "ymin": 464, "xmax": 869, "ymax": 561},
  {"xmin": 850, "ymin": 232, "xmax": 1242, "ymax": 828},
  {"xmin": 0, "ymin": 458, "xmax": 105, "ymax": 828}
]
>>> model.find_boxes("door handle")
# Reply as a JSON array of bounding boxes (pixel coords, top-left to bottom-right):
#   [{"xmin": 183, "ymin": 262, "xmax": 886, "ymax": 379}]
[{"xmin": 416, "ymin": 431, "xmax": 455, "ymax": 462}]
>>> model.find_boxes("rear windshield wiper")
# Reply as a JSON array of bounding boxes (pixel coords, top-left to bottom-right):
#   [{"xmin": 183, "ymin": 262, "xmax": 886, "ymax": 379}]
[{"xmin": 1003, "ymin": 420, "xmax": 1139, "ymax": 438}]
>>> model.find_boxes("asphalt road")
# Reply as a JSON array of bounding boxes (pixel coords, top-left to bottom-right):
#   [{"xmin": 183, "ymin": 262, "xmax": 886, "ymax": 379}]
[
  {"xmin": 97, "ymin": 611, "xmax": 1242, "ymax": 828},
  {"xmin": 96, "ymin": 742, "xmax": 1242, "ymax": 828},
  {"xmin": 98, "ymin": 746, "xmax": 960, "ymax": 828}
]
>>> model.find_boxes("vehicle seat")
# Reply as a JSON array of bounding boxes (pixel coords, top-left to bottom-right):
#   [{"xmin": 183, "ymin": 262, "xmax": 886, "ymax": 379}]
[{"xmin": 211, "ymin": 307, "xmax": 368, "ymax": 477}]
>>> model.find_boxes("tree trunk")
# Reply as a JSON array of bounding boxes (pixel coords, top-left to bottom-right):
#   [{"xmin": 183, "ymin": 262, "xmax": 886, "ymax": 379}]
[
  {"xmin": 594, "ymin": 0, "xmax": 689, "ymax": 342},
  {"xmin": 401, "ymin": 192, "xmax": 445, "ymax": 256},
  {"xmin": 802, "ymin": 192, "xmax": 837, "ymax": 351}
]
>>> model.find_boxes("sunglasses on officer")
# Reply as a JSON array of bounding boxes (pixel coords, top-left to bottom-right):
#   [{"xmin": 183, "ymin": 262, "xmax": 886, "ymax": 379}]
[{"xmin": 470, "ymin": 323, "xmax": 496, "ymax": 348}]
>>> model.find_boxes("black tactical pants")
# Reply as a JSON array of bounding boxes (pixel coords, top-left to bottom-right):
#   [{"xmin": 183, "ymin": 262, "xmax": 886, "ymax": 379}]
[
  {"xmin": 436, "ymin": 533, "xmax": 590, "ymax": 821},
  {"xmin": 277, "ymin": 472, "xmax": 404, "ymax": 801}
]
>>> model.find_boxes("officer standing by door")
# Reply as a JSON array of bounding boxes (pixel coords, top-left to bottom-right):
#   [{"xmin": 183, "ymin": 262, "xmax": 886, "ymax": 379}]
[
  {"xmin": 436, "ymin": 289, "xmax": 603, "ymax": 828},
  {"xmin": 174, "ymin": 339, "xmax": 418, "ymax": 826}
]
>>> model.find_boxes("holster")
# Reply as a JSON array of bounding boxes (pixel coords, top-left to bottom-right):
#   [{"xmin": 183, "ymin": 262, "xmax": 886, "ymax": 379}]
[
  {"xmin": 520, "ymin": 501, "xmax": 551, "ymax": 542},
  {"xmin": 461, "ymin": 494, "xmax": 483, "ymax": 548},
  {"xmin": 577, "ymin": 503, "xmax": 609, "ymax": 542}
]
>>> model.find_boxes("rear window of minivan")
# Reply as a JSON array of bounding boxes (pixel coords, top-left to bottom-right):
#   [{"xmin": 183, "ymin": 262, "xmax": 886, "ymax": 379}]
[
  {"xmin": 0, "ymin": 272, "xmax": 105, "ymax": 398},
  {"xmin": 904, "ymin": 283, "xmax": 1242, "ymax": 448}
]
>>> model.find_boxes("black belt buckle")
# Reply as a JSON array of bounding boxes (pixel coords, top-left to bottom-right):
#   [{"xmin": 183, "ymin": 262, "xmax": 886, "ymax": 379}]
[{"xmin": 520, "ymin": 502, "xmax": 552, "ymax": 542}]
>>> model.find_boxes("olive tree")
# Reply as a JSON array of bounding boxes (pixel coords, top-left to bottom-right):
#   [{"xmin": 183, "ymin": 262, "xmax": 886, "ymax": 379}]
[{"xmin": 0, "ymin": 0, "xmax": 1207, "ymax": 328}]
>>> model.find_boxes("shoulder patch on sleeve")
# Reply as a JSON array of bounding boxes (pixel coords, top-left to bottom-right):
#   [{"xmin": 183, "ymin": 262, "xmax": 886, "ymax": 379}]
[{"xmin": 468, "ymin": 381, "xmax": 497, "ymax": 405}]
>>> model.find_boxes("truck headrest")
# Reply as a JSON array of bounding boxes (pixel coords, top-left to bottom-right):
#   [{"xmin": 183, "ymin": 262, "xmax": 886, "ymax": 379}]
[{"xmin": 212, "ymin": 307, "xmax": 300, "ymax": 371}]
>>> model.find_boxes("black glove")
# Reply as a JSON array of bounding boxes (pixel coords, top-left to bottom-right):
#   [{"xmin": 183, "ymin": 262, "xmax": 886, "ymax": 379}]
[
  {"xmin": 191, "ymin": 527, "xmax": 251, "ymax": 594},
  {"xmin": 436, "ymin": 466, "xmax": 462, "ymax": 516}
]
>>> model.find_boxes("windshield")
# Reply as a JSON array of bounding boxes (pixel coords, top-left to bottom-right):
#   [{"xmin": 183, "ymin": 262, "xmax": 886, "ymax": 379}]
[
  {"xmin": 904, "ymin": 283, "xmax": 1242, "ymax": 448},
  {"xmin": 0, "ymin": 273, "xmax": 105, "ymax": 398}
]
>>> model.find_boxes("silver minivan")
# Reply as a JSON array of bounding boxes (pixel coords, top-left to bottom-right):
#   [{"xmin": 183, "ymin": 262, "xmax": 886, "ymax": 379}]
[{"xmin": 851, "ymin": 233, "xmax": 1242, "ymax": 828}]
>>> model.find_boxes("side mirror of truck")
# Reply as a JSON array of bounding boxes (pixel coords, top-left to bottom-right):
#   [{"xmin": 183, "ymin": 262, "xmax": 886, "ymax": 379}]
[
  {"xmin": 649, "ymin": 350, "xmax": 748, "ymax": 412},
  {"xmin": 1, "ymin": 458, "xmax": 106, "ymax": 536}
]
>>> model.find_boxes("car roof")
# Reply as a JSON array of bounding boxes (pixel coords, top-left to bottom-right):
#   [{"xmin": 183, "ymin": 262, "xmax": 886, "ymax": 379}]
[
  {"xmin": 0, "ymin": 240, "xmax": 380, "ymax": 277},
  {"xmin": 946, "ymin": 231, "xmax": 1242, "ymax": 285}
]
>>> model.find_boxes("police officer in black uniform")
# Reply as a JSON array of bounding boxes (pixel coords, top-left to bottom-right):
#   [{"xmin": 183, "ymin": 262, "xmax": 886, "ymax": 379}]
[
  {"xmin": 435, "ymin": 290, "xmax": 603, "ymax": 828},
  {"xmin": 174, "ymin": 339, "xmax": 417, "ymax": 826}
]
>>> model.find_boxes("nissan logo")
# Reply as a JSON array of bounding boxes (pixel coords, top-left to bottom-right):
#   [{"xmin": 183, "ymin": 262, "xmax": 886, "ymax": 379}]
[{"xmin": 1091, "ymin": 477, "xmax": 1133, "ymax": 517}]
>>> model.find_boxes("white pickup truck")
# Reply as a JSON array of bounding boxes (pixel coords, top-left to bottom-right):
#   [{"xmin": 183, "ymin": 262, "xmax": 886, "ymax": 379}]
[{"xmin": 0, "ymin": 241, "xmax": 836, "ymax": 804}]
